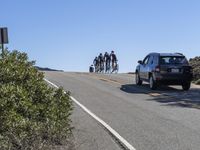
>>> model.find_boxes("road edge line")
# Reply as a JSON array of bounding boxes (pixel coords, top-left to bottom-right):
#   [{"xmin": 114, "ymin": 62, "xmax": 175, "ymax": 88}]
[{"xmin": 44, "ymin": 78, "xmax": 136, "ymax": 150}]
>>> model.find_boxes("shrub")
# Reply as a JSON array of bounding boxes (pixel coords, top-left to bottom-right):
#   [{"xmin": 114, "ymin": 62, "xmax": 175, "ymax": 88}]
[
  {"xmin": 0, "ymin": 49, "xmax": 73, "ymax": 149},
  {"xmin": 189, "ymin": 56, "xmax": 200, "ymax": 82},
  {"xmin": 195, "ymin": 79, "xmax": 200, "ymax": 85}
]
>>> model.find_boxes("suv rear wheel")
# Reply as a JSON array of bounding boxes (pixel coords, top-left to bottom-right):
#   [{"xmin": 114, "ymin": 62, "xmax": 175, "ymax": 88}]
[
  {"xmin": 182, "ymin": 81, "xmax": 191, "ymax": 91},
  {"xmin": 135, "ymin": 72, "xmax": 142, "ymax": 85},
  {"xmin": 149, "ymin": 75, "xmax": 157, "ymax": 90}
]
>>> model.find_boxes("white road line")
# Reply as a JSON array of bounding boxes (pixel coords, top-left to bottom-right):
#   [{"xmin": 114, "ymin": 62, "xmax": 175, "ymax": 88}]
[{"xmin": 44, "ymin": 78, "xmax": 136, "ymax": 150}]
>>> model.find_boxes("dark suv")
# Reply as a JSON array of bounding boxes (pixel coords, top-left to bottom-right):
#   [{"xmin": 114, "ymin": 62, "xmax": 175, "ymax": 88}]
[{"xmin": 135, "ymin": 53, "xmax": 193, "ymax": 90}]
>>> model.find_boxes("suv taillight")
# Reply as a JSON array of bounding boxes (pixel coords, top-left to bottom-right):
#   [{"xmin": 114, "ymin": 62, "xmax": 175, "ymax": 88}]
[{"xmin": 155, "ymin": 66, "xmax": 160, "ymax": 72}]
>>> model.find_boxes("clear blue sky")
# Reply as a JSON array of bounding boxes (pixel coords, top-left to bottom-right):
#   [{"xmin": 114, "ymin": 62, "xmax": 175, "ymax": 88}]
[{"xmin": 1, "ymin": 0, "xmax": 200, "ymax": 72}]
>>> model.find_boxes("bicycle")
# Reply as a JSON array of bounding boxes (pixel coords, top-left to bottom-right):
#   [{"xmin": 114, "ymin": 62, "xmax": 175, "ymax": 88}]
[
  {"xmin": 94, "ymin": 64, "xmax": 98, "ymax": 73},
  {"xmin": 105, "ymin": 61, "xmax": 111, "ymax": 73},
  {"xmin": 111, "ymin": 61, "xmax": 119, "ymax": 73},
  {"xmin": 99, "ymin": 62, "xmax": 104, "ymax": 73}
]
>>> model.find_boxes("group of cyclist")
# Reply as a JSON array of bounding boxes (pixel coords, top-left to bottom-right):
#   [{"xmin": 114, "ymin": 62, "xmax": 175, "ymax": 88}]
[{"xmin": 91, "ymin": 51, "xmax": 118, "ymax": 73}]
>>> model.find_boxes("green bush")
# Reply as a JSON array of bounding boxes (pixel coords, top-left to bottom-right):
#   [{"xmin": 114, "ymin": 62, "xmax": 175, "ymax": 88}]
[
  {"xmin": 195, "ymin": 79, "xmax": 200, "ymax": 85},
  {"xmin": 189, "ymin": 56, "xmax": 200, "ymax": 82},
  {"xmin": 0, "ymin": 49, "xmax": 73, "ymax": 149}
]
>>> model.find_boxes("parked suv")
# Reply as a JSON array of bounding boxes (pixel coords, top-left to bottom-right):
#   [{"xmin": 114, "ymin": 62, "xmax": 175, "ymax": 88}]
[{"xmin": 135, "ymin": 53, "xmax": 193, "ymax": 90}]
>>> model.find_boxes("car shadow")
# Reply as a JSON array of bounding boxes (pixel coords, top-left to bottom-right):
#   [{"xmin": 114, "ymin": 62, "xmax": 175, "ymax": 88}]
[
  {"xmin": 120, "ymin": 84, "xmax": 181, "ymax": 94},
  {"xmin": 120, "ymin": 84, "xmax": 200, "ymax": 109}
]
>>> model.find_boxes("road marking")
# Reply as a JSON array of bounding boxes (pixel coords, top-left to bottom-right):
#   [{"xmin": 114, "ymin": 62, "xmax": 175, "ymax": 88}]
[
  {"xmin": 89, "ymin": 74, "xmax": 122, "ymax": 85},
  {"xmin": 149, "ymin": 93, "xmax": 161, "ymax": 96},
  {"xmin": 44, "ymin": 78, "xmax": 136, "ymax": 150},
  {"xmin": 99, "ymin": 77, "xmax": 122, "ymax": 85}
]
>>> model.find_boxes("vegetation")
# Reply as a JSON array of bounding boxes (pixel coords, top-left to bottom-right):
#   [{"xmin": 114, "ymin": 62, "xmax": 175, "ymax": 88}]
[
  {"xmin": 195, "ymin": 79, "xmax": 200, "ymax": 85},
  {"xmin": 0, "ymin": 49, "xmax": 73, "ymax": 149},
  {"xmin": 35, "ymin": 66, "xmax": 64, "ymax": 72},
  {"xmin": 189, "ymin": 56, "xmax": 200, "ymax": 85}
]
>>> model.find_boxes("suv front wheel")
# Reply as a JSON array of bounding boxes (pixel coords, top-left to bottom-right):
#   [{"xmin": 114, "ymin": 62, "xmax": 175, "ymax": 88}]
[
  {"xmin": 182, "ymin": 81, "xmax": 191, "ymax": 91},
  {"xmin": 149, "ymin": 75, "xmax": 157, "ymax": 90},
  {"xmin": 135, "ymin": 72, "xmax": 143, "ymax": 85}
]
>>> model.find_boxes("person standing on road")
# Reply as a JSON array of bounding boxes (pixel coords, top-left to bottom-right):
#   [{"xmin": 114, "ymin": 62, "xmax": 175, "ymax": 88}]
[
  {"xmin": 110, "ymin": 50, "xmax": 117, "ymax": 70},
  {"xmin": 89, "ymin": 65, "xmax": 94, "ymax": 72}
]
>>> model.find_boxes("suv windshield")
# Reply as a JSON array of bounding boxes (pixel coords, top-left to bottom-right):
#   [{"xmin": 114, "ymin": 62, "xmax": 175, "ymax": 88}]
[{"xmin": 160, "ymin": 56, "xmax": 188, "ymax": 65}]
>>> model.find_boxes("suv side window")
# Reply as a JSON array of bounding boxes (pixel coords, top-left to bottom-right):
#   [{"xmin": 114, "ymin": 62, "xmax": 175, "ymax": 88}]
[
  {"xmin": 151, "ymin": 55, "xmax": 159, "ymax": 65},
  {"xmin": 148, "ymin": 55, "xmax": 154, "ymax": 65},
  {"xmin": 143, "ymin": 55, "xmax": 150, "ymax": 65},
  {"xmin": 154, "ymin": 55, "xmax": 158, "ymax": 65}
]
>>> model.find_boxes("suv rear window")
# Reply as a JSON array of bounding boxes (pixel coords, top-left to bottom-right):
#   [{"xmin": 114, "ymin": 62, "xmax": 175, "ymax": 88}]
[{"xmin": 159, "ymin": 56, "xmax": 188, "ymax": 65}]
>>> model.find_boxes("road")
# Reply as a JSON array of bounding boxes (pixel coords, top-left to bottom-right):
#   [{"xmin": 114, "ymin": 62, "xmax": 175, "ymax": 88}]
[{"xmin": 45, "ymin": 71, "xmax": 200, "ymax": 150}]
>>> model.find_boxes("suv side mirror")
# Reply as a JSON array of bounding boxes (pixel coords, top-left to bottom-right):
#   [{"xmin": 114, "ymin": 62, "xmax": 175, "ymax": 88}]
[{"xmin": 138, "ymin": 60, "xmax": 143, "ymax": 64}]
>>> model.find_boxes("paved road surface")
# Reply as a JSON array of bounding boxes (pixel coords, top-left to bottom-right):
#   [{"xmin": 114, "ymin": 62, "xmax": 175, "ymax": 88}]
[{"xmin": 45, "ymin": 71, "xmax": 200, "ymax": 150}]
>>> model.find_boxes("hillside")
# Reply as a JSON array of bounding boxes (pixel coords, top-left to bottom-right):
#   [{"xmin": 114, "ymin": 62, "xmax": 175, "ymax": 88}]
[{"xmin": 35, "ymin": 66, "xmax": 64, "ymax": 72}]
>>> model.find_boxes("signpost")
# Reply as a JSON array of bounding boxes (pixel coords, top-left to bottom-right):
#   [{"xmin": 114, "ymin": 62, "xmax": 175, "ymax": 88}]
[{"xmin": 0, "ymin": 27, "xmax": 9, "ymax": 56}]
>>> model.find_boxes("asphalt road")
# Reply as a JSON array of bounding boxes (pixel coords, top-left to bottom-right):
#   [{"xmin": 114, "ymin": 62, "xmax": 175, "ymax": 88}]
[{"xmin": 45, "ymin": 71, "xmax": 200, "ymax": 150}]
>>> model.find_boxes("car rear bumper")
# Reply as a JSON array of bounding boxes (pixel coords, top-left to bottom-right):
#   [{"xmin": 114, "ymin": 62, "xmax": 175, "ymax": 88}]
[{"xmin": 154, "ymin": 73, "xmax": 193, "ymax": 85}]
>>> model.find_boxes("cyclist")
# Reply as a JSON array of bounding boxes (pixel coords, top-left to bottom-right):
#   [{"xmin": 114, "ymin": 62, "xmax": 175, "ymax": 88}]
[
  {"xmin": 110, "ymin": 51, "xmax": 117, "ymax": 72},
  {"xmin": 93, "ymin": 56, "xmax": 99, "ymax": 72},
  {"xmin": 98, "ymin": 53, "xmax": 104, "ymax": 72},
  {"xmin": 104, "ymin": 52, "xmax": 111, "ymax": 73}
]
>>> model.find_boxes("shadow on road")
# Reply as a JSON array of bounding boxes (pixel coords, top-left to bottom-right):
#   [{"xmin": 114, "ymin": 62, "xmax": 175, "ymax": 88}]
[
  {"xmin": 120, "ymin": 84, "xmax": 181, "ymax": 94},
  {"xmin": 120, "ymin": 84, "xmax": 200, "ymax": 109},
  {"xmin": 148, "ymin": 94, "xmax": 200, "ymax": 109}
]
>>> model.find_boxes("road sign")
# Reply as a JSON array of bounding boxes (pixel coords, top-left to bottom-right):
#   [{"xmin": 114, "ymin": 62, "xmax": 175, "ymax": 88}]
[{"xmin": 0, "ymin": 27, "xmax": 9, "ymax": 44}]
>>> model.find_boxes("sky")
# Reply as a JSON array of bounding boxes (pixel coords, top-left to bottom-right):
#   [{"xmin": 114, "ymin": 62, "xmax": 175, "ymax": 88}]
[{"xmin": 1, "ymin": 0, "xmax": 200, "ymax": 72}]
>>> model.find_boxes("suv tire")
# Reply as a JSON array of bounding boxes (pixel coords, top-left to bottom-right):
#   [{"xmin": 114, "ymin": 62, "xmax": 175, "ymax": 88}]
[
  {"xmin": 149, "ymin": 75, "xmax": 157, "ymax": 90},
  {"xmin": 136, "ymin": 72, "xmax": 142, "ymax": 85},
  {"xmin": 182, "ymin": 81, "xmax": 191, "ymax": 91}
]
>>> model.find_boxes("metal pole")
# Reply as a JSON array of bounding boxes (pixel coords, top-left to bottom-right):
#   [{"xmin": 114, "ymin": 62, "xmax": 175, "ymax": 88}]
[
  {"xmin": 1, "ymin": 28, "xmax": 4, "ymax": 57},
  {"xmin": 2, "ymin": 43, "xmax": 4, "ymax": 57}
]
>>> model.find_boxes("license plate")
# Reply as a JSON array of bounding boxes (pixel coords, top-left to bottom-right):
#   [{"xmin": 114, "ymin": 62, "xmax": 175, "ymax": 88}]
[{"xmin": 171, "ymin": 69, "xmax": 179, "ymax": 73}]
